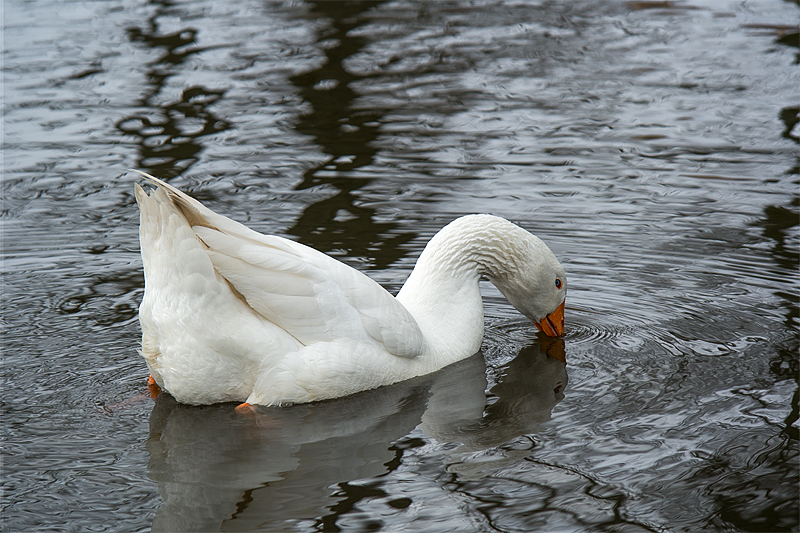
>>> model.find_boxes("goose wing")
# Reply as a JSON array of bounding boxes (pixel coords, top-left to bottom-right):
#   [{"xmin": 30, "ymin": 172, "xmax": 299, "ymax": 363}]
[{"xmin": 133, "ymin": 171, "xmax": 424, "ymax": 359}]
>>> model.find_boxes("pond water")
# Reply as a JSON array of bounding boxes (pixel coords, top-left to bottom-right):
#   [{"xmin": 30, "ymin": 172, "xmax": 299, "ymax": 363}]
[{"xmin": 3, "ymin": 0, "xmax": 798, "ymax": 532}]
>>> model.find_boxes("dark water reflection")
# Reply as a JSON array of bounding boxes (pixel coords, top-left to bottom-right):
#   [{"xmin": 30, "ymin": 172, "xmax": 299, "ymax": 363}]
[
  {"xmin": 287, "ymin": 0, "xmax": 415, "ymax": 268},
  {"xmin": 146, "ymin": 345, "xmax": 565, "ymax": 532},
  {"xmin": 3, "ymin": 0, "xmax": 799, "ymax": 532},
  {"xmin": 119, "ymin": 2, "xmax": 232, "ymax": 179}
]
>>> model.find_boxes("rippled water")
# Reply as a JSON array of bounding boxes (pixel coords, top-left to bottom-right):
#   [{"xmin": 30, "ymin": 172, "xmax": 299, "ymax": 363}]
[{"xmin": 3, "ymin": 0, "xmax": 798, "ymax": 532}]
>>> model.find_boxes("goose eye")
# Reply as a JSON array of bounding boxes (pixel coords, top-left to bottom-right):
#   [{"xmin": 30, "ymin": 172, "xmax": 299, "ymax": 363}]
[{"xmin": 555, "ymin": 278, "xmax": 562, "ymax": 289}]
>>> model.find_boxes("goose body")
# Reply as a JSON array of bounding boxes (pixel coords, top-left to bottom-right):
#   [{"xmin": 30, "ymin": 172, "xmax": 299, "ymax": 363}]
[{"xmin": 133, "ymin": 172, "xmax": 566, "ymax": 406}]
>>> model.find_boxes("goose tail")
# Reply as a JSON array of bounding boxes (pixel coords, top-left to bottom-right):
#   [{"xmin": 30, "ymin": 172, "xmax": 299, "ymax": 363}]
[{"xmin": 130, "ymin": 169, "xmax": 271, "ymax": 246}]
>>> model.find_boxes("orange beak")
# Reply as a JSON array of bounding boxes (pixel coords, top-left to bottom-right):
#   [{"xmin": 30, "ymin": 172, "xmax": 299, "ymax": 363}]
[{"xmin": 535, "ymin": 299, "xmax": 565, "ymax": 337}]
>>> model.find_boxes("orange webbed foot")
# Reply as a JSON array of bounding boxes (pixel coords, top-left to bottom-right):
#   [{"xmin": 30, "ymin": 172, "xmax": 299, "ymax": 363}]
[
  {"xmin": 147, "ymin": 374, "xmax": 161, "ymax": 399},
  {"xmin": 235, "ymin": 402, "xmax": 257, "ymax": 415}
]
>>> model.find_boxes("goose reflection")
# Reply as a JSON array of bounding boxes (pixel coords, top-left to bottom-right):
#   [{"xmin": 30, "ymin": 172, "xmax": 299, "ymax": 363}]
[
  {"xmin": 425, "ymin": 339, "xmax": 568, "ymax": 480},
  {"xmin": 146, "ymin": 341, "xmax": 566, "ymax": 532}
]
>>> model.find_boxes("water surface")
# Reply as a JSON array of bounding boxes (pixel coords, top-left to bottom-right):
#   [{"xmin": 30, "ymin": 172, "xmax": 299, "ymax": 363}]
[{"xmin": 3, "ymin": 0, "xmax": 798, "ymax": 532}]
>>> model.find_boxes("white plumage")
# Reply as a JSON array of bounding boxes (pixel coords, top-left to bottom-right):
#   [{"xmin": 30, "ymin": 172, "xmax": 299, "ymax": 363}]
[{"xmin": 133, "ymin": 171, "xmax": 566, "ymax": 406}]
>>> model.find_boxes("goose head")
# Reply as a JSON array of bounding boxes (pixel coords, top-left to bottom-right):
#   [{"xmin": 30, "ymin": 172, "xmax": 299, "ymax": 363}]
[
  {"xmin": 476, "ymin": 217, "xmax": 567, "ymax": 337},
  {"xmin": 490, "ymin": 238, "xmax": 567, "ymax": 337}
]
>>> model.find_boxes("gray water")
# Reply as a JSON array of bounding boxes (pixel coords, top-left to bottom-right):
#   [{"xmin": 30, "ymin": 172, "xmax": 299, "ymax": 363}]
[{"xmin": 3, "ymin": 0, "xmax": 798, "ymax": 532}]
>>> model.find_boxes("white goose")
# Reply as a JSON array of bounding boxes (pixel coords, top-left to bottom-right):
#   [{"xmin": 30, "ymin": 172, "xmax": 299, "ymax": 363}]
[{"xmin": 133, "ymin": 171, "xmax": 566, "ymax": 408}]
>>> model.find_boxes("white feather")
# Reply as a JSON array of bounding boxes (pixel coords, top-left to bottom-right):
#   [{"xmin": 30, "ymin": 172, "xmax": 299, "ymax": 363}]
[{"xmin": 132, "ymin": 171, "xmax": 566, "ymax": 406}]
